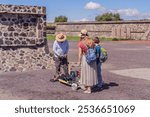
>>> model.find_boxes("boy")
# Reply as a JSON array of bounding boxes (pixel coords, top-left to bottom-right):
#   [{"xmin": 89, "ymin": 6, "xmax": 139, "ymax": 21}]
[{"xmin": 93, "ymin": 37, "xmax": 104, "ymax": 88}]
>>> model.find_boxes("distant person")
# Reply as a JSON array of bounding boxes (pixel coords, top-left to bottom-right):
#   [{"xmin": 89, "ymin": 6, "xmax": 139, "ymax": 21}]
[
  {"xmin": 78, "ymin": 29, "xmax": 98, "ymax": 93},
  {"xmin": 93, "ymin": 37, "xmax": 104, "ymax": 88},
  {"xmin": 50, "ymin": 33, "xmax": 69, "ymax": 82}
]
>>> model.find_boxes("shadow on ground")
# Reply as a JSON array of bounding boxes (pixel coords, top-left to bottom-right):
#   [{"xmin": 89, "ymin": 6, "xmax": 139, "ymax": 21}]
[{"xmin": 92, "ymin": 82, "xmax": 119, "ymax": 93}]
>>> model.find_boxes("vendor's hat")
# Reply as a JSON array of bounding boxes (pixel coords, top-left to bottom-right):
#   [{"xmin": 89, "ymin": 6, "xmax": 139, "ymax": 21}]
[
  {"xmin": 79, "ymin": 29, "xmax": 88, "ymax": 37},
  {"xmin": 56, "ymin": 33, "xmax": 66, "ymax": 42}
]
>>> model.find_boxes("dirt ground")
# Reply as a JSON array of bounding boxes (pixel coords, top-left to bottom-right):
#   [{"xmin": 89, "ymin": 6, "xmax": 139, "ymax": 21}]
[{"xmin": 0, "ymin": 40, "xmax": 150, "ymax": 100}]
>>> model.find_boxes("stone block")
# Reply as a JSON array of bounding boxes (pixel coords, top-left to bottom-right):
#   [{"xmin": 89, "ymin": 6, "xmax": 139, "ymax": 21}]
[{"xmin": 121, "ymin": 27, "xmax": 126, "ymax": 39}]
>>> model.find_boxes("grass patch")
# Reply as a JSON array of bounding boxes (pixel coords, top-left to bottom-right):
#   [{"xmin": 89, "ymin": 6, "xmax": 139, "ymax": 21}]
[
  {"xmin": 47, "ymin": 35, "xmax": 132, "ymax": 41},
  {"xmin": 47, "ymin": 34, "xmax": 80, "ymax": 41},
  {"xmin": 111, "ymin": 38, "xmax": 133, "ymax": 41},
  {"xmin": 100, "ymin": 37, "xmax": 114, "ymax": 41},
  {"xmin": 47, "ymin": 34, "xmax": 55, "ymax": 40},
  {"xmin": 100, "ymin": 37, "xmax": 133, "ymax": 41}
]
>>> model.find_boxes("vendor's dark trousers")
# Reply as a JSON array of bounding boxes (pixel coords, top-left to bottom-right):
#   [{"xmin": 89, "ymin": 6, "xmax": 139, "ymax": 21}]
[{"xmin": 53, "ymin": 56, "xmax": 69, "ymax": 77}]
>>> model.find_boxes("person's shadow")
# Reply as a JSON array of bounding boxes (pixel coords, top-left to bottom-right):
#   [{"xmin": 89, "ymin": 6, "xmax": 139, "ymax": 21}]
[{"xmin": 92, "ymin": 82, "xmax": 119, "ymax": 93}]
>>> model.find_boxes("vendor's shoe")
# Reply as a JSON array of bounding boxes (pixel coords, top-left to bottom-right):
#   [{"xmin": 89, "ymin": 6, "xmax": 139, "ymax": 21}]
[
  {"xmin": 50, "ymin": 75, "xmax": 59, "ymax": 82},
  {"xmin": 50, "ymin": 79, "xmax": 58, "ymax": 82}
]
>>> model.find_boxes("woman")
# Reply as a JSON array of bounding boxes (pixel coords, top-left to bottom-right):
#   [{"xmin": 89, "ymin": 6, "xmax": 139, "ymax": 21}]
[{"xmin": 78, "ymin": 29, "xmax": 98, "ymax": 93}]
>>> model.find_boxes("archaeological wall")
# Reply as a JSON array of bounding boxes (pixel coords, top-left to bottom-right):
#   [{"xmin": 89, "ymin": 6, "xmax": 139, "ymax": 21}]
[
  {"xmin": 0, "ymin": 4, "xmax": 52, "ymax": 72},
  {"xmin": 56, "ymin": 21, "xmax": 150, "ymax": 40}
]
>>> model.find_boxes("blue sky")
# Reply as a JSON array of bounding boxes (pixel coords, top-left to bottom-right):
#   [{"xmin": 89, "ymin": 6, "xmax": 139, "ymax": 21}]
[{"xmin": 0, "ymin": 0, "xmax": 150, "ymax": 22}]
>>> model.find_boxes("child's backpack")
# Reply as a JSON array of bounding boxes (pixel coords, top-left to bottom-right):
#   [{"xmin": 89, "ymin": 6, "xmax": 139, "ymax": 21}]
[
  {"xmin": 95, "ymin": 45, "xmax": 108, "ymax": 63},
  {"xmin": 100, "ymin": 47, "xmax": 108, "ymax": 63},
  {"xmin": 85, "ymin": 45, "xmax": 96, "ymax": 64}
]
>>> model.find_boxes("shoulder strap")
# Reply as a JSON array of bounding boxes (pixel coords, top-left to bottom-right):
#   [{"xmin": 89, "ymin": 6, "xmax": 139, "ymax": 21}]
[
  {"xmin": 82, "ymin": 42, "xmax": 89, "ymax": 49},
  {"xmin": 95, "ymin": 45, "xmax": 101, "ymax": 56}
]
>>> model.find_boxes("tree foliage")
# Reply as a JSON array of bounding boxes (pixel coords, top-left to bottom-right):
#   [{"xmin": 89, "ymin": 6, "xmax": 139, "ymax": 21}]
[
  {"xmin": 54, "ymin": 16, "xmax": 68, "ymax": 22},
  {"xmin": 95, "ymin": 13, "xmax": 122, "ymax": 21}
]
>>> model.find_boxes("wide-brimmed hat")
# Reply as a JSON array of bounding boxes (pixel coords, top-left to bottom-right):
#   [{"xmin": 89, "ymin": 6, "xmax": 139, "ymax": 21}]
[
  {"xmin": 56, "ymin": 33, "xmax": 66, "ymax": 42},
  {"xmin": 79, "ymin": 29, "xmax": 88, "ymax": 37}
]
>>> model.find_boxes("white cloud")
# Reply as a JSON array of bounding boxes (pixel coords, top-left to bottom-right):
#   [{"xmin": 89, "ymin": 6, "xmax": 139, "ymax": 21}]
[
  {"xmin": 84, "ymin": 1, "xmax": 150, "ymax": 20},
  {"xmin": 109, "ymin": 8, "xmax": 150, "ymax": 19},
  {"xmin": 79, "ymin": 18, "xmax": 89, "ymax": 22},
  {"xmin": 73, "ymin": 18, "xmax": 89, "ymax": 22},
  {"xmin": 114, "ymin": 9, "xmax": 140, "ymax": 17},
  {"xmin": 139, "ymin": 13, "xmax": 150, "ymax": 19},
  {"xmin": 85, "ymin": 1, "xmax": 104, "ymax": 10}
]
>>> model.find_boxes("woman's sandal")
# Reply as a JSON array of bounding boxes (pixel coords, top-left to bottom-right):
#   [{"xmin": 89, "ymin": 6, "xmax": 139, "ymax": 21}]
[
  {"xmin": 80, "ymin": 85, "xmax": 87, "ymax": 91},
  {"xmin": 83, "ymin": 90, "xmax": 91, "ymax": 94}
]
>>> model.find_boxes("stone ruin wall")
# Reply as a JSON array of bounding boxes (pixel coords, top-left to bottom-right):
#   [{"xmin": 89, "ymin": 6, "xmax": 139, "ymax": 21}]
[
  {"xmin": 56, "ymin": 21, "xmax": 150, "ymax": 40},
  {"xmin": 0, "ymin": 4, "xmax": 53, "ymax": 72}
]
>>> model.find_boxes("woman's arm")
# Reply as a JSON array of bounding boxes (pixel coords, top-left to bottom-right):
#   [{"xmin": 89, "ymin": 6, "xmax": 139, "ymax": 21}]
[{"xmin": 78, "ymin": 47, "xmax": 82, "ymax": 66}]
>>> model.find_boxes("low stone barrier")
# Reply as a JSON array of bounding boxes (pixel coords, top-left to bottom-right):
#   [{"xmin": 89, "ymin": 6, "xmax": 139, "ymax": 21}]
[{"xmin": 56, "ymin": 21, "xmax": 150, "ymax": 40}]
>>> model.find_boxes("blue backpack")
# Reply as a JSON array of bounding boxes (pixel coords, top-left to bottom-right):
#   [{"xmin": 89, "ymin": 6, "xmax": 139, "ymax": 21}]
[{"xmin": 85, "ymin": 46, "xmax": 96, "ymax": 64}]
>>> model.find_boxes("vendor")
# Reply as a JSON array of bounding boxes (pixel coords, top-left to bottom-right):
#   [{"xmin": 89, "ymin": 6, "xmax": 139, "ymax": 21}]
[{"xmin": 50, "ymin": 33, "xmax": 69, "ymax": 82}]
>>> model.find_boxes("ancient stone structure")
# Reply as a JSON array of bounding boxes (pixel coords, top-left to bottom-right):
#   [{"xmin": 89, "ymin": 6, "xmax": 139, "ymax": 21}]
[
  {"xmin": 56, "ymin": 21, "xmax": 150, "ymax": 40},
  {"xmin": 0, "ymin": 4, "xmax": 53, "ymax": 72}
]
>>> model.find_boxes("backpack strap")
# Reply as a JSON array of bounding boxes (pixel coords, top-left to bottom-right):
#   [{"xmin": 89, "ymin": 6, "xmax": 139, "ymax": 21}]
[
  {"xmin": 95, "ymin": 45, "xmax": 101, "ymax": 58},
  {"xmin": 82, "ymin": 42, "xmax": 88, "ymax": 48},
  {"xmin": 82, "ymin": 42, "xmax": 89, "ymax": 52}
]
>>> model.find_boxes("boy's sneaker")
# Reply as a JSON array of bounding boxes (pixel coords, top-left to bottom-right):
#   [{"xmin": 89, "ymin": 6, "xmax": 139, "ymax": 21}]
[{"xmin": 96, "ymin": 82, "xmax": 105, "ymax": 89}]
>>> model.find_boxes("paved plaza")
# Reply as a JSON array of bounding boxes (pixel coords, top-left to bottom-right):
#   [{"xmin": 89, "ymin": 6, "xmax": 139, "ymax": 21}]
[{"xmin": 0, "ymin": 40, "xmax": 150, "ymax": 100}]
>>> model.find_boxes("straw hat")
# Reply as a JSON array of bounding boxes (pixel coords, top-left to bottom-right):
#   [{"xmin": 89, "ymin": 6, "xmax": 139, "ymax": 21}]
[
  {"xmin": 55, "ymin": 33, "xmax": 66, "ymax": 42},
  {"xmin": 79, "ymin": 29, "xmax": 88, "ymax": 37},
  {"xmin": 81, "ymin": 29, "xmax": 88, "ymax": 35}
]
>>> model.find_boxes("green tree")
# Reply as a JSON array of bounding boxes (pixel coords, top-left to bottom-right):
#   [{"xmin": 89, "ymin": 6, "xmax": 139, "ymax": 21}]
[
  {"xmin": 95, "ymin": 13, "xmax": 122, "ymax": 21},
  {"xmin": 54, "ymin": 16, "xmax": 68, "ymax": 22}
]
